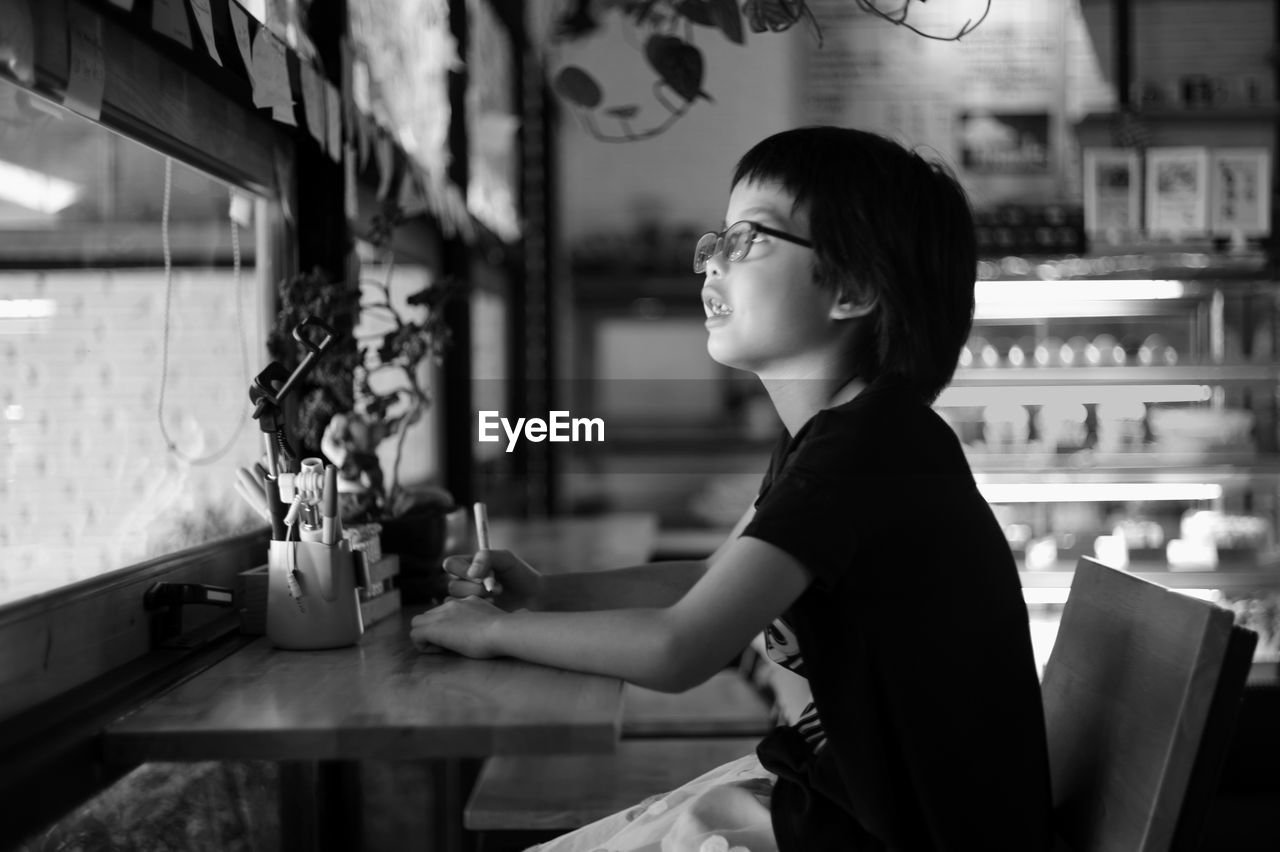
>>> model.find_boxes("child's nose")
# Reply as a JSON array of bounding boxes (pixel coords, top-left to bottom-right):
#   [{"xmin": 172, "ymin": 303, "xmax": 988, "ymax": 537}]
[{"xmin": 704, "ymin": 247, "xmax": 728, "ymax": 277}]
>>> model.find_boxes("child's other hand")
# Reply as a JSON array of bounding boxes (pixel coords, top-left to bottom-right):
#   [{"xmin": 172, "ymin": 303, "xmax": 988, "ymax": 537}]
[
  {"xmin": 410, "ymin": 597, "xmax": 503, "ymax": 658},
  {"xmin": 440, "ymin": 549, "xmax": 545, "ymax": 612}
]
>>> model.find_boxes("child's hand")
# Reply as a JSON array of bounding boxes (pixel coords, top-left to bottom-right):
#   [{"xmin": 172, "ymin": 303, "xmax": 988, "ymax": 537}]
[
  {"xmin": 440, "ymin": 549, "xmax": 545, "ymax": 612},
  {"xmin": 410, "ymin": 597, "xmax": 503, "ymax": 658}
]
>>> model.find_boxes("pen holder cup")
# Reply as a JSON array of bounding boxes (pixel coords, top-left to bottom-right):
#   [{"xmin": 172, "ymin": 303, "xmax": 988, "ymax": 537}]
[{"xmin": 267, "ymin": 540, "xmax": 364, "ymax": 650}]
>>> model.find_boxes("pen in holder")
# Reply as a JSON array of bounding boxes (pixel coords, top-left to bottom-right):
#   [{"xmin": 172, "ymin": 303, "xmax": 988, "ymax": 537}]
[{"xmin": 267, "ymin": 539, "xmax": 364, "ymax": 650}]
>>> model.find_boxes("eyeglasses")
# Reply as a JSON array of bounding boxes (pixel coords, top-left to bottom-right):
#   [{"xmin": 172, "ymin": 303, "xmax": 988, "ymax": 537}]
[{"xmin": 692, "ymin": 220, "xmax": 813, "ymax": 274}]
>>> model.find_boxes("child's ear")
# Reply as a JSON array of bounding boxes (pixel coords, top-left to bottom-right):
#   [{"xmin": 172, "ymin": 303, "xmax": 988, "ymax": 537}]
[{"xmin": 830, "ymin": 287, "xmax": 876, "ymax": 320}]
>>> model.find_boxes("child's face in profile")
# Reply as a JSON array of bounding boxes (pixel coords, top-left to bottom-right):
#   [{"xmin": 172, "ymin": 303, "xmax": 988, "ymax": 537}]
[{"xmin": 701, "ymin": 180, "xmax": 844, "ymax": 378}]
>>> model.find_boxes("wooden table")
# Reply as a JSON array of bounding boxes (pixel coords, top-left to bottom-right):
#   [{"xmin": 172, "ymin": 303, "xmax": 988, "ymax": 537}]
[
  {"xmin": 101, "ymin": 513, "xmax": 658, "ymax": 852},
  {"xmin": 103, "ymin": 611, "xmax": 625, "ymax": 764}
]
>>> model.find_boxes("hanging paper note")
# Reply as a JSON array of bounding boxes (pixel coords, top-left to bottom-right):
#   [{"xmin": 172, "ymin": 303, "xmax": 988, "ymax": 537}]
[
  {"xmin": 374, "ymin": 133, "xmax": 395, "ymax": 201},
  {"xmin": 273, "ymin": 144, "xmax": 295, "ymax": 227},
  {"xmin": 350, "ymin": 57, "xmax": 371, "ymax": 114},
  {"xmin": 251, "ymin": 28, "xmax": 295, "ymax": 126},
  {"xmin": 228, "ymin": 2, "xmax": 252, "ymax": 72},
  {"xmin": 344, "ymin": 143, "xmax": 358, "ymax": 220},
  {"xmin": 324, "ymin": 81, "xmax": 341, "ymax": 163},
  {"xmin": 339, "ymin": 37, "xmax": 356, "ymax": 133},
  {"xmin": 299, "ymin": 63, "xmax": 325, "ymax": 148},
  {"xmin": 356, "ymin": 112, "xmax": 371, "ymax": 168},
  {"xmin": 152, "ymin": 0, "xmax": 194, "ymax": 50},
  {"xmin": 64, "ymin": 5, "xmax": 106, "ymax": 121},
  {"xmin": 0, "ymin": 0, "xmax": 36, "ymax": 85},
  {"xmin": 188, "ymin": 0, "xmax": 222, "ymax": 66}
]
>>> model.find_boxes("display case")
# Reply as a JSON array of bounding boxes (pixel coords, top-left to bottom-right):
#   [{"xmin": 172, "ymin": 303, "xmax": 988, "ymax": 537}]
[
  {"xmin": 946, "ymin": 251, "xmax": 1280, "ymax": 608},
  {"xmin": 563, "ymin": 250, "xmax": 1280, "ymax": 668}
]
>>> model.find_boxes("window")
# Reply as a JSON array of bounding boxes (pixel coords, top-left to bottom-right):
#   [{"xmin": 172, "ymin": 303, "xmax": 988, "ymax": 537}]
[{"xmin": 0, "ymin": 77, "xmax": 269, "ymax": 605}]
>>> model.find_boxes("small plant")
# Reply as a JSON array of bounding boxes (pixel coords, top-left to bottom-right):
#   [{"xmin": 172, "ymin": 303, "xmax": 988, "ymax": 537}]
[{"xmin": 270, "ymin": 201, "xmax": 463, "ymax": 520}]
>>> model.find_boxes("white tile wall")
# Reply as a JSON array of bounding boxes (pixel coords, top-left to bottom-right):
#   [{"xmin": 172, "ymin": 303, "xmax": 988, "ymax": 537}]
[{"xmin": 0, "ymin": 268, "xmax": 266, "ymax": 604}]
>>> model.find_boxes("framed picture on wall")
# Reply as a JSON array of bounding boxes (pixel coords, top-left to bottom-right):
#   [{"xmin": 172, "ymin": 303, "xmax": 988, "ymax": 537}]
[
  {"xmin": 1083, "ymin": 148, "xmax": 1141, "ymax": 238},
  {"xmin": 1209, "ymin": 148, "xmax": 1271, "ymax": 237},
  {"xmin": 1145, "ymin": 147, "xmax": 1210, "ymax": 237}
]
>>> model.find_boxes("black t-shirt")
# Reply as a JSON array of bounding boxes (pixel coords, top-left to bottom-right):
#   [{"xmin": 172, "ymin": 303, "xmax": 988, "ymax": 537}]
[{"xmin": 745, "ymin": 379, "xmax": 1053, "ymax": 852}]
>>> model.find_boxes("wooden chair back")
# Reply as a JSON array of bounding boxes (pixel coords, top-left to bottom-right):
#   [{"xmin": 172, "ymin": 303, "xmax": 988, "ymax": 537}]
[{"xmin": 1042, "ymin": 557, "xmax": 1256, "ymax": 852}]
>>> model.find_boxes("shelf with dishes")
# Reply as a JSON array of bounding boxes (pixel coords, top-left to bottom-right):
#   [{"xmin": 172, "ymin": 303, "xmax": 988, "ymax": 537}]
[
  {"xmin": 959, "ymin": 264, "xmax": 1280, "ymax": 603},
  {"xmin": 1019, "ymin": 567, "xmax": 1280, "ymax": 592},
  {"xmin": 968, "ymin": 458, "xmax": 1280, "ymax": 483},
  {"xmin": 1078, "ymin": 106, "xmax": 1280, "ymax": 126},
  {"xmin": 949, "ymin": 364, "xmax": 1280, "ymax": 387}
]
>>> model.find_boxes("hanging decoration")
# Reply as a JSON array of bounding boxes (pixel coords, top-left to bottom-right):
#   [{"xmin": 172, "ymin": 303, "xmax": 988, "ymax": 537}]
[
  {"xmin": 548, "ymin": 0, "xmax": 992, "ymax": 142},
  {"xmin": 853, "ymin": 0, "xmax": 991, "ymax": 42}
]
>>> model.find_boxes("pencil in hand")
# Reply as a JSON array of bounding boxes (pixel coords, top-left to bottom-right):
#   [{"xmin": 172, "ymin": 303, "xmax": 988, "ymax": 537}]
[{"xmin": 472, "ymin": 502, "xmax": 501, "ymax": 596}]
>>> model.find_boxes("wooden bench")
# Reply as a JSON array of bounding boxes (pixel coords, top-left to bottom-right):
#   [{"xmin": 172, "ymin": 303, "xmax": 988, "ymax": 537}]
[{"xmin": 464, "ymin": 737, "xmax": 760, "ymax": 832}]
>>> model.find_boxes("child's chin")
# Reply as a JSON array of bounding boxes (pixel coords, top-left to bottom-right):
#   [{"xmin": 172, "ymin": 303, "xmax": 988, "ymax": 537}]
[{"xmin": 706, "ymin": 339, "xmax": 744, "ymax": 370}]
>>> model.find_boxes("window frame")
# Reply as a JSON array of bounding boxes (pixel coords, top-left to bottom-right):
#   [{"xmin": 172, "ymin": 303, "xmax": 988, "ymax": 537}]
[
  {"xmin": 0, "ymin": 0, "xmax": 510, "ymax": 841},
  {"xmin": 0, "ymin": 2, "xmax": 299, "ymax": 842}
]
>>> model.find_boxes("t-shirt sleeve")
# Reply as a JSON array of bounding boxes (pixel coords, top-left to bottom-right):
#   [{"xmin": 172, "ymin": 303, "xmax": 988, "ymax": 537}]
[{"xmin": 743, "ymin": 415, "xmax": 898, "ymax": 588}]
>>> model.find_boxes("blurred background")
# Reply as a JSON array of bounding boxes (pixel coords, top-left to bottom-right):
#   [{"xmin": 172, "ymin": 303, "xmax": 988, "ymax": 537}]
[
  {"xmin": 3, "ymin": 0, "xmax": 1280, "ymax": 848},
  {"xmin": 1, "ymin": 0, "xmax": 1278, "ymax": 657}
]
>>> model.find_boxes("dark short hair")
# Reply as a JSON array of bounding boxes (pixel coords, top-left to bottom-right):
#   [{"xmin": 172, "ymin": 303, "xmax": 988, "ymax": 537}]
[{"xmin": 732, "ymin": 126, "xmax": 976, "ymax": 403}]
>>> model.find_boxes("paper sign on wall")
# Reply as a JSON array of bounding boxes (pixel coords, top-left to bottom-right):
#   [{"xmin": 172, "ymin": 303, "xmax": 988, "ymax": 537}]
[
  {"xmin": 64, "ymin": 5, "xmax": 106, "ymax": 121},
  {"xmin": 0, "ymin": 0, "xmax": 36, "ymax": 85},
  {"xmin": 250, "ymin": 28, "xmax": 295, "ymax": 126},
  {"xmin": 152, "ymin": 0, "xmax": 194, "ymax": 50},
  {"xmin": 299, "ymin": 62, "xmax": 326, "ymax": 148},
  {"xmin": 228, "ymin": 2, "xmax": 252, "ymax": 72},
  {"xmin": 189, "ymin": 0, "xmax": 222, "ymax": 66},
  {"xmin": 324, "ymin": 82, "xmax": 342, "ymax": 163}
]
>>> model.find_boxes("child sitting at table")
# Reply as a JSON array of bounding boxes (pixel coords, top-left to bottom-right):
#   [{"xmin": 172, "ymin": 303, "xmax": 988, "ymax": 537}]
[{"xmin": 412, "ymin": 126, "xmax": 1053, "ymax": 852}]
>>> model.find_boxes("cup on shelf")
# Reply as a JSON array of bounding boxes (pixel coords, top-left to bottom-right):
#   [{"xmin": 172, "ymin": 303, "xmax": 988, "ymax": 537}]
[
  {"xmin": 983, "ymin": 402, "xmax": 1030, "ymax": 450},
  {"xmin": 1059, "ymin": 336, "xmax": 1091, "ymax": 368},
  {"xmin": 1138, "ymin": 334, "xmax": 1179, "ymax": 367},
  {"xmin": 1007, "ymin": 336, "xmax": 1035, "ymax": 368},
  {"xmin": 1096, "ymin": 399, "xmax": 1147, "ymax": 453},
  {"xmin": 1087, "ymin": 333, "xmax": 1126, "ymax": 366},
  {"xmin": 1035, "ymin": 336, "xmax": 1064, "ymax": 367},
  {"xmin": 1039, "ymin": 400, "xmax": 1089, "ymax": 452}
]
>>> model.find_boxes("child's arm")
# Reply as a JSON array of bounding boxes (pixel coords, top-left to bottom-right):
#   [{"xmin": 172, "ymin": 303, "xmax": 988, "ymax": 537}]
[
  {"xmin": 411, "ymin": 532, "xmax": 807, "ymax": 693},
  {"xmin": 536, "ymin": 504, "xmax": 760, "ymax": 611},
  {"xmin": 446, "ymin": 506, "xmax": 760, "ymax": 612}
]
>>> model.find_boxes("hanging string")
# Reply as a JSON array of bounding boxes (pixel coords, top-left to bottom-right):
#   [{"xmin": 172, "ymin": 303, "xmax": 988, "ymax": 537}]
[{"xmin": 157, "ymin": 156, "xmax": 252, "ymax": 465}]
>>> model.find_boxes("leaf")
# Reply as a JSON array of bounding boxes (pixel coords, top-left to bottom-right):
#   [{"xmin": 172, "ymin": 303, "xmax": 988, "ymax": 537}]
[
  {"xmin": 552, "ymin": 65, "xmax": 604, "ymax": 109},
  {"xmin": 707, "ymin": 0, "xmax": 744, "ymax": 43},
  {"xmin": 674, "ymin": 0, "xmax": 715, "ymax": 26},
  {"xmin": 644, "ymin": 35, "xmax": 711, "ymax": 103},
  {"xmin": 623, "ymin": 0, "xmax": 662, "ymax": 25},
  {"xmin": 378, "ymin": 331, "xmax": 398, "ymax": 363},
  {"xmin": 554, "ymin": 6, "xmax": 599, "ymax": 40}
]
